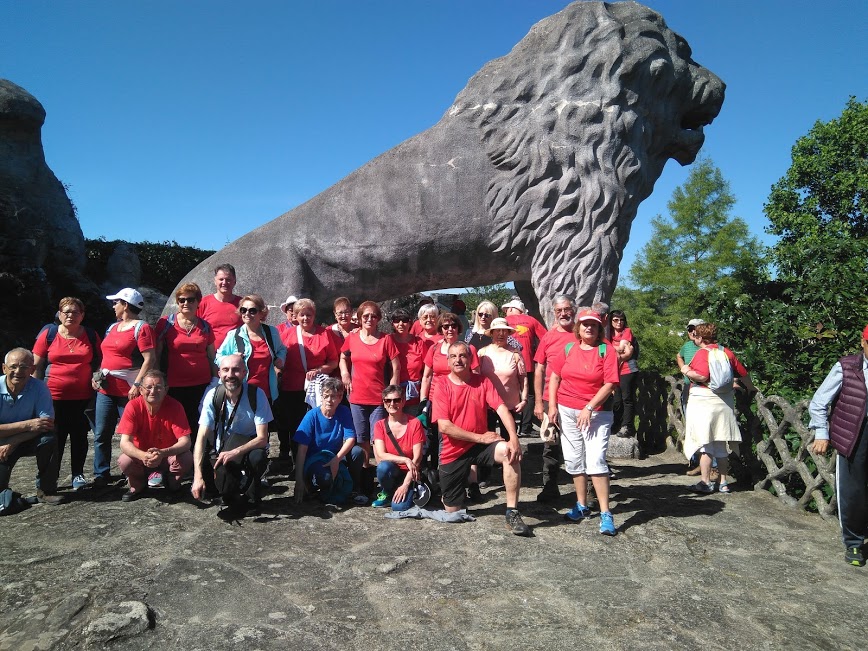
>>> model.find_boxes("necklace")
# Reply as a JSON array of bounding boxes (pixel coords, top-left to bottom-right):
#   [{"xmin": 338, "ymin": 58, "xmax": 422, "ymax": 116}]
[
  {"xmin": 58, "ymin": 327, "xmax": 78, "ymax": 353},
  {"xmin": 177, "ymin": 316, "xmax": 196, "ymax": 337}
]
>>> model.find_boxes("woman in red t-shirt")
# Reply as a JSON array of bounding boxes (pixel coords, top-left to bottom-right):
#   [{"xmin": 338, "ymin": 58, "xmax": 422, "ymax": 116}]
[
  {"xmin": 548, "ymin": 309, "xmax": 620, "ymax": 536},
  {"xmin": 339, "ymin": 301, "xmax": 401, "ymax": 469},
  {"xmin": 276, "ymin": 298, "xmax": 340, "ymax": 465},
  {"xmin": 387, "ymin": 308, "xmax": 433, "ymax": 414},
  {"xmin": 329, "ymin": 296, "xmax": 356, "ymax": 346},
  {"xmin": 91, "ymin": 288, "xmax": 157, "ymax": 485},
  {"xmin": 155, "ymin": 283, "xmax": 217, "ymax": 443},
  {"xmin": 32, "ymin": 297, "xmax": 102, "ymax": 491},
  {"xmin": 608, "ymin": 310, "xmax": 637, "ymax": 438},
  {"xmin": 371, "ymin": 385, "xmax": 425, "ymax": 511}
]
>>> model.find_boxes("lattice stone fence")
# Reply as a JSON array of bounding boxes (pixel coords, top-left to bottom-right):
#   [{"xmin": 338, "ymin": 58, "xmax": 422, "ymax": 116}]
[{"xmin": 632, "ymin": 372, "xmax": 837, "ymax": 521}]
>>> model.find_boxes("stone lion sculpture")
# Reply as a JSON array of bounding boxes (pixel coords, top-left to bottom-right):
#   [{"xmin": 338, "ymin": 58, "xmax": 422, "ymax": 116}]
[{"xmin": 171, "ymin": 1, "xmax": 724, "ymax": 323}]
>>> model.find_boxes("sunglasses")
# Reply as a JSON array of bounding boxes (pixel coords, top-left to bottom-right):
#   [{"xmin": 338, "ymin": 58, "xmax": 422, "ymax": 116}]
[
  {"xmin": 477, "ymin": 312, "xmax": 493, "ymax": 318},
  {"xmin": 362, "ymin": 313, "xmax": 380, "ymax": 321},
  {"xmin": 239, "ymin": 306, "xmax": 260, "ymax": 315},
  {"xmin": 177, "ymin": 297, "xmax": 198, "ymax": 304},
  {"xmin": 441, "ymin": 323, "xmax": 458, "ymax": 330},
  {"xmin": 383, "ymin": 397, "xmax": 403, "ymax": 404},
  {"xmin": 392, "ymin": 317, "xmax": 411, "ymax": 323}
]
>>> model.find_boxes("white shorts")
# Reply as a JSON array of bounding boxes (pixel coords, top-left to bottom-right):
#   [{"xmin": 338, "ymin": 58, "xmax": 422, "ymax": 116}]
[{"xmin": 558, "ymin": 406, "xmax": 612, "ymax": 476}]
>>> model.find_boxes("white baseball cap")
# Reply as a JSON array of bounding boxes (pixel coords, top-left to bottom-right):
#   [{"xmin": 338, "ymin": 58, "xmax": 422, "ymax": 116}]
[
  {"xmin": 501, "ymin": 298, "xmax": 526, "ymax": 313},
  {"xmin": 106, "ymin": 288, "xmax": 145, "ymax": 309}
]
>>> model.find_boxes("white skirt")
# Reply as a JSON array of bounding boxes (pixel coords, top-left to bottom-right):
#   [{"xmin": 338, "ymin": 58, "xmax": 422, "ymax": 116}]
[{"xmin": 683, "ymin": 387, "xmax": 741, "ymax": 461}]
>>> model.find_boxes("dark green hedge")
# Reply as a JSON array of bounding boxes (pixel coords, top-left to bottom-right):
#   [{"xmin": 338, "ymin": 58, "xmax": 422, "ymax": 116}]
[{"xmin": 85, "ymin": 238, "xmax": 215, "ymax": 296}]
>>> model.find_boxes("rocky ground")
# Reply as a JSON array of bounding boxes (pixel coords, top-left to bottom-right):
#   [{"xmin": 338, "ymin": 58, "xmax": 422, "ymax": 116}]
[{"xmin": 0, "ymin": 438, "xmax": 862, "ymax": 651}]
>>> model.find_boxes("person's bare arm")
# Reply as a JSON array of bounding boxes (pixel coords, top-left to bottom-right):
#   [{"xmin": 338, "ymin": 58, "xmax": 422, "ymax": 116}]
[{"xmin": 533, "ymin": 363, "xmax": 546, "ymax": 419}]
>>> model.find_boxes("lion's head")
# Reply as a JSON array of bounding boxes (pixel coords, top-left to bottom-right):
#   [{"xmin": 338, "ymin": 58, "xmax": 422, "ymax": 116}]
[{"xmin": 447, "ymin": 1, "xmax": 724, "ymax": 313}]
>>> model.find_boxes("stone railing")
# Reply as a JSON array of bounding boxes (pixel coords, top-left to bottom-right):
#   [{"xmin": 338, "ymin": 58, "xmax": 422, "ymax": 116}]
[{"xmin": 633, "ymin": 372, "xmax": 837, "ymax": 520}]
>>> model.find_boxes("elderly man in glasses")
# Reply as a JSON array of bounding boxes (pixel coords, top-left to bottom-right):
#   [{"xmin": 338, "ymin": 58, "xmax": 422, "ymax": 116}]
[
  {"xmin": 0, "ymin": 348, "xmax": 64, "ymax": 505},
  {"xmin": 116, "ymin": 369, "xmax": 193, "ymax": 502}
]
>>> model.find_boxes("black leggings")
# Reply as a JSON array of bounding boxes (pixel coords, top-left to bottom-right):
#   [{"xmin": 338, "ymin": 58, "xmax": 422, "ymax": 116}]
[
  {"xmin": 275, "ymin": 390, "xmax": 309, "ymax": 460},
  {"xmin": 53, "ymin": 399, "xmax": 91, "ymax": 478}
]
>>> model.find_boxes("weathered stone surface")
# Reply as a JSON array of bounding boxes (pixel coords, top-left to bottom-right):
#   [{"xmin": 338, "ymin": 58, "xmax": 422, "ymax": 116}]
[
  {"xmin": 608, "ymin": 434, "xmax": 639, "ymax": 459},
  {"xmin": 104, "ymin": 243, "xmax": 142, "ymax": 290},
  {"xmin": 170, "ymin": 1, "xmax": 724, "ymax": 324},
  {"xmin": 0, "ymin": 79, "xmax": 97, "ymax": 349},
  {"xmin": 0, "ymin": 438, "xmax": 863, "ymax": 650}
]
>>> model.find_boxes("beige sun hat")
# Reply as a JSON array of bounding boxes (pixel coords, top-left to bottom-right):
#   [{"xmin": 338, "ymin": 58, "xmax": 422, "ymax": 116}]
[{"xmin": 485, "ymin": 317, "xmax": 516, "ymax": 337}]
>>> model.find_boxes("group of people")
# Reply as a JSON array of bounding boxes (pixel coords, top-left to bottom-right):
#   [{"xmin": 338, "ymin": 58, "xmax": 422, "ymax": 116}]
[{"xmin": 3, "ymin": 261, "xmax": 863, "ymax": 561}]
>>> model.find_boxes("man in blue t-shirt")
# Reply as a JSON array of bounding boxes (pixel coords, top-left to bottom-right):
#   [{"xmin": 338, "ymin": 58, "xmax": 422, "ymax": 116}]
[
  {"xmin": 0, "ymin": 348, "xmax": 64, "ymax": 504},
  {"xmin": 193, "ymin": 354, "xmax": 272, "ymax": 514},
  {"xmin": 294, "ymin": 377, "xmax": 364, "ymax": 503}
]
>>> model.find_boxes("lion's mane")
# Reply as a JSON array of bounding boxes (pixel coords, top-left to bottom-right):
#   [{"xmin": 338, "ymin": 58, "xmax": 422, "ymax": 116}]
[{"xmin": 448, "ymin": 2, "xmax": 707, "ymax": 306}]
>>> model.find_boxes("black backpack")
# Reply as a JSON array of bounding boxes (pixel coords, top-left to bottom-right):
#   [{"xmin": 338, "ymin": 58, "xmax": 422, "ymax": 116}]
[{"xmin": 210, "ymin": 382, "xmax": 259, "ymax": 450}]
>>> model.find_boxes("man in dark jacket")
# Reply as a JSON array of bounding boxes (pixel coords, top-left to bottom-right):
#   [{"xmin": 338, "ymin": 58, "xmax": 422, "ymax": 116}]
[{"xmin": 809, "ymin": 324, "xmax": 868, "ymax": 567}]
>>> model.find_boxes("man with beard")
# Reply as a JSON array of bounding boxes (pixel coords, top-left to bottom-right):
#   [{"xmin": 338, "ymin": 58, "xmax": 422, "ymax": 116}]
[
  {"xmin": 532, "ymin": 296, "xmax": 578, "ymax": 503},
  {"xmin": 192, "ymin": 354, "xmax": 271, "ymax": 515},
  {"xmin": 433, "ymin": 341, "xmax": 530, "ymax": 536},
  {"xmin": 0, "ymin": 348, "xmax": 64, "ymax": 505}
]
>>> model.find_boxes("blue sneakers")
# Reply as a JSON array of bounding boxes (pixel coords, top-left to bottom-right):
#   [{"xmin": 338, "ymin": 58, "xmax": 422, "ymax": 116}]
[
  {"xmin": 564, "ymin": 503, "xmax": 591, "ymax": 522},
  {"xmin": 147, "ymin": 472, "xmax": 164, "ymax": 488},
  {"xmin": 372, "ymin": 492, "xmax": 390, "ymax": 508},
  {"xmin": 72, "ymin": 474, "xmax": 87, "ymax": 491},
  {"xmin": 599, "ymin": 511, "xmax": 617, "ymax": 536}
]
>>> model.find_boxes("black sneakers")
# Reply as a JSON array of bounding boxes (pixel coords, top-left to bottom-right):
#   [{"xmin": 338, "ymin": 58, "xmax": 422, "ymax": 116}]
[{"xmin": 505, "ymin": 509, "xmax": 530, "ymax": 536}]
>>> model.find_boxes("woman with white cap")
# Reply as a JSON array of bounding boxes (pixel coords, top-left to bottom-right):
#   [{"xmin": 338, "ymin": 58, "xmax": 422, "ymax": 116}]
[
  {"xmin": 548, "ymin": 308, "xmax": 620, "ymax": 536},
  {"xmin": 478, "ymin": 318, "xmax": 528, "ymax": 432},
  {"xmin": 91, "ymin": 288, "xmax": 157, "ymax": 487}
]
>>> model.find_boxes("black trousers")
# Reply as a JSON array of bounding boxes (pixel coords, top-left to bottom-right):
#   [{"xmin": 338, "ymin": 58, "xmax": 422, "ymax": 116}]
[
  {"xmin": 0, "ymin": 433, "xmax": 59, "ymax": 492},
  {"xmin": 274, "ymin": 390, "xmax": 308, "ymax": 460},
  {"xmin": 612, "ymin": 372, "xmax": 636, "ymax": 434},
  {"xmin": 540, "ymin": 400, "xmax": 563, "ymax": 488},
  {"xmin": 207, "ymin": 433, "xmax": 268, "ymax": 504},
  {"xmin": 837, "ymin": 421, "xmax": 868, "ymax": 549},
  {"xmin": 168, "ymin": 383, "xmax": 209, "ymax": 447},
  {"xmin": 53, "ymin": 398, "xmax": 91, "ymax": 478}
]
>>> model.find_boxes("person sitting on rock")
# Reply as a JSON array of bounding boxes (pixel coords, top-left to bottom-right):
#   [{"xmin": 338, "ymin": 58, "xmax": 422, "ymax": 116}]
[
  {"xmin": 116, "ymin": 370, "xmax": 193, "ymax": 502},
  {"xmin": 0, "ymin": 348, "xmax": 64, "ymax": 505},
  {"xmin": 192, "ymin": 354, "xmax": 272, "ymax": 516},
  {"xmin": 293, "ymin": 377, "xmax": 365, "ymax": 505},
  {"xmin": 432, "ymin": 341, "xmax": 530, "ymax": 536}
]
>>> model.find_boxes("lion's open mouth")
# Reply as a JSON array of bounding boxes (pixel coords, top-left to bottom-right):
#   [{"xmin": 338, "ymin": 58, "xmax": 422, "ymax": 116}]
[{"xmin": 670, "ymin": 76, "xmax": 725, "ymax": 165}]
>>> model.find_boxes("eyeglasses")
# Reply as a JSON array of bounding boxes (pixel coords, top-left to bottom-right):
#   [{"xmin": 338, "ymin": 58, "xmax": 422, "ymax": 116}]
[
  {"xmin": 177, "ymin": 297, "xmax": 198, "ymax": 304},
  {"xmin": 60, "ymin": 310, "xmax": 82, "ymax": 316},
  {"xmin": 687, "ymin": 326, "xmax": 696, "ymax": 333},
  {"xmin": 554, "ymin": 308, "xmax": 573, "ymax": 314},
  {"xmin": 383, "ymin": 397, "xmax": 403, "ymax": 404},
  {"xmin": 239, "ymin": 307, "xmax": 260, "ymax": 315},
  {"xmin": 141, "ymin": 385, "xmax": 165, "ymax": 392},
  {"xmin": 335, "ymin": 310, "xmax": 351, "ymax": 317},
  {"xmin": 5, "ymin": 363, "xmax": 31, "ymax": 371},
  {"xmin": 441, "ymin": 323, "xmax": 458, "ymax": 330},
  {"xmin": 362, "ymin": 313, "xmax": 380, "ymax": 321},
  {"xmin": 611, "ymin": 317, "xmax": 624, "ymax": 322},
  {"xmin": 392, "ymin": 317, "xmax": 411, "ymax": 323}
]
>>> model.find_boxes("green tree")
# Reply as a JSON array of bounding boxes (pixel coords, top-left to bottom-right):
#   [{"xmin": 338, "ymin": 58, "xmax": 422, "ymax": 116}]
[
  {"xmin": 460, "ymin": 283, "xmax": 515, "ymax": 317},
  {"xmin": 714, "ymin": 98, "xmax": 868, "ymax": 398},
  {"xmin": 615, "ymin": 158, "xmax": 764, "ymax": 373}
]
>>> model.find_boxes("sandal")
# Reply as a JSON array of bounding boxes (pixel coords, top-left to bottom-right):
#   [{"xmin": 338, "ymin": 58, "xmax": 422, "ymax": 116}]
[{"xmin": 718, "ymin": 481, "xmax": 731, "ymax": 494}]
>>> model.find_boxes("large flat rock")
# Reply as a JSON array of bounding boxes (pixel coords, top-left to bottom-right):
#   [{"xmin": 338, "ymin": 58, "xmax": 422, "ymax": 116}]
[{"xmin": 0, "ymin": 440, "xmax": 861, "ymax": 650}]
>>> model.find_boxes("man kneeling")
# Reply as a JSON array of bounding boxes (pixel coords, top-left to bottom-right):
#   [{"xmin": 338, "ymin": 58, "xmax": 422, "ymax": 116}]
[
  {"xmin": 433, "ymin": 341, "xmax": 530, "ymax": 535},
  {"xmin": 192, "ymin": 354, "xmax": 271, "ymax": 515},
  {"xmin": 117, "ymin": 370, "xmax": 192, "ymax": 502}
]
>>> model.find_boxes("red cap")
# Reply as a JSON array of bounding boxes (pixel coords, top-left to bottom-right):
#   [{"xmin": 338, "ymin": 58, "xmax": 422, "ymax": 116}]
[
  {"xmin": 863, "ymin": 324, "xmax": 868, "ymax": 340},
  {"xmin": 576, "ymin": 309, "xmax": 603, "ymax": 324}
]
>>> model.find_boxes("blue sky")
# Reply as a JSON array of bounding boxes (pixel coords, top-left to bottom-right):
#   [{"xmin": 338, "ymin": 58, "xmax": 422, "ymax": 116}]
[{"xmin": 2, "ymin": 0, "xmax": 865, "ymax": 293}]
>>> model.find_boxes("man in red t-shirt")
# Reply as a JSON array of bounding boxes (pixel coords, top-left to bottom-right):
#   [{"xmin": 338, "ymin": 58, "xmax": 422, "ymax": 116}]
[
  {"xmin": 117, "ymin": 370, "xmax": 192, "ymax": 502},
  {"xmin": 502, "ymin": 297, "xmax": 548, "ymax": 438},
  {"xmin": 432, "ymin": 341, "xmax": 530, "ymax": 536},
  {"xmin": 197, "ymin": 263, "xmax": 243, "ymax": 349},
  {"xmin": 531, "ymin": 295, "xmax": 577, "ymax": 502}
]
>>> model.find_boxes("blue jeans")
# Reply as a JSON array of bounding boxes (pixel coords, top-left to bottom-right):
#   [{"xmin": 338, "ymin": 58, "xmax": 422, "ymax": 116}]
[
  {"xmin": 0, "ymin": 433, "xmax": 59, "ymax": 492},
  {"xmin": 92, "ymin": 392, "xmax": 128, "ymax": 479},
  {"xmin": 376, "ymin": 460, "xmax": 414, "ymax": 511}
]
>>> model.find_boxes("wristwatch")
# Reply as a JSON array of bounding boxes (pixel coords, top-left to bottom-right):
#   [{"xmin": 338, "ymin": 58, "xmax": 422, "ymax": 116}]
[
  {"xmin": 133, "ymin": 381, "xmax": 142, "ymax": 387},
  {"xmin": 585, "ymin": 404, "xmax": 594, "ymax": 412}
]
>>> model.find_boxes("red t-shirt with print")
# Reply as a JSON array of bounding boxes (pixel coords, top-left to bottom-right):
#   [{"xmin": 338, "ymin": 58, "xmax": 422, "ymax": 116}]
[{"xmin": 505, "ymin": 313, "xmax": 547, "ymax": 372}]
